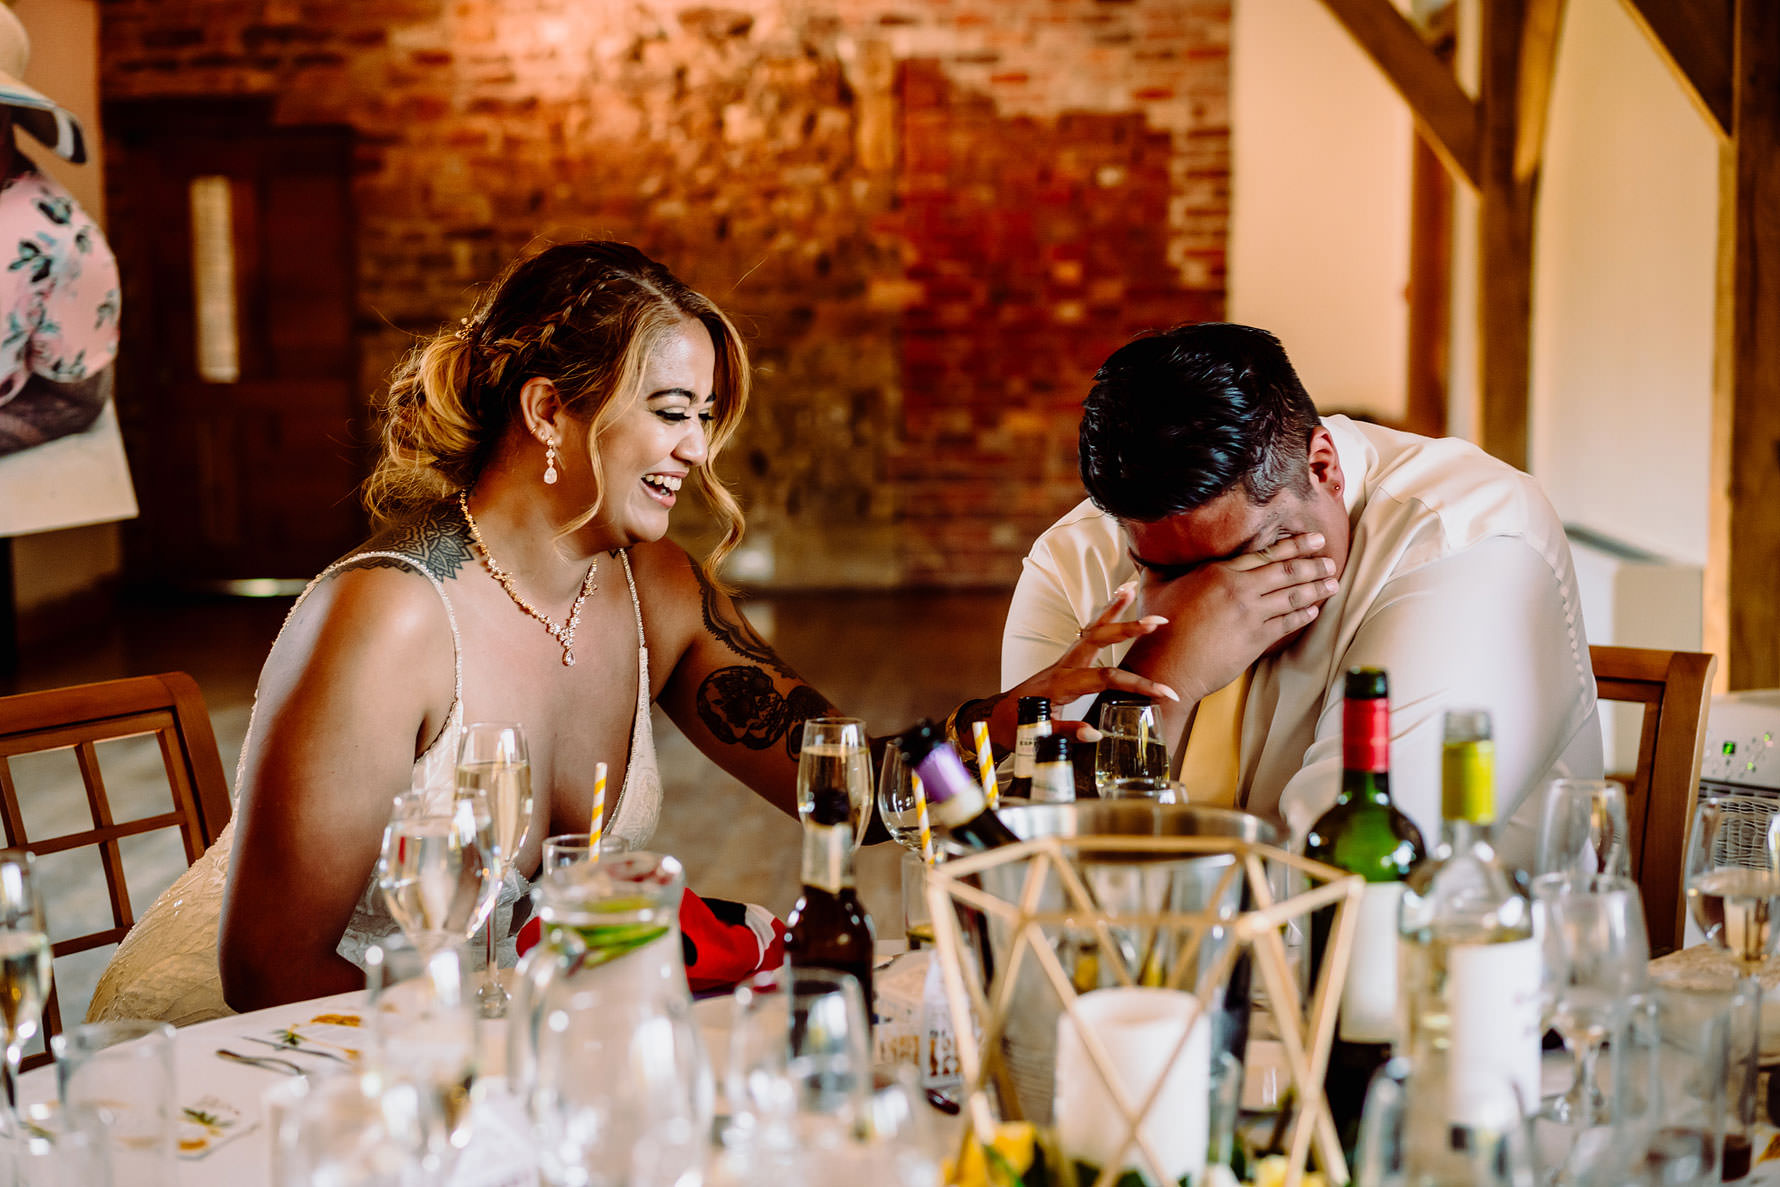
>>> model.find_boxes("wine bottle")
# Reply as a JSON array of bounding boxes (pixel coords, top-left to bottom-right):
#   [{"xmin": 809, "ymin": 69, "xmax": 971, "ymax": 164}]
[
  {"xmin": 1006, "ymin": 696, "xmax": 1052, "ymax": 800},
  {"xmin": 896, "ymin": 720, "xmax": 1024, "ymax": 850},
  {"xmin": 1303, "ymin": 668, "xmax": 1427, "ymax": 1147},
  {"xmin": 1031, "ymin": 733, "xmax": 1076, "ymax": 804},
  {"xmin": 784, "ymin": 784, "xmax": 876, "ymax": 1012},
  {"xmin": 1397, "ymin": 710, "xmax": 1541, "ymax": 1170}
]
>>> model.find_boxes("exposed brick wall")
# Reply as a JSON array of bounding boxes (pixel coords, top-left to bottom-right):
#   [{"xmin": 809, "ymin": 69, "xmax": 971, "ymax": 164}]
[{"xmin": 99, "ymin": 0, "xmax": 1229, "ymax": 588}]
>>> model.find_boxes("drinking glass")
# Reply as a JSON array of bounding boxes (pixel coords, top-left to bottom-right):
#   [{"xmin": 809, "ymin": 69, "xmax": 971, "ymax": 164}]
[
  {"xmin": 876, "ymin": 745, "xmax": 928, "ymax": 858},
  {"xmin": 456, "ymin": 721, "xmax": 533, "ymax": 1019},
  {"xmin": 363, "ymin": 935, "xmax": 477, "ymax": 1173},
  {"xmin": 268, "ymin": 1067, "xmax": 431, "ymax": 1187},
  {"xmin": 799, "ymin": 718, "xmax": 873, "ymax": 849},
  {"xmin": 1095, "ymin": 700, "xmax": 1168, "ymax": 794},
  {"xmin": 1613, "ymin": 978, "xmax": 1740, "ymax": 1186},
  {"xmin": 52, "ymin": 1019, "xmax": 177, "ymax": 1187},
  {"xmin": 540, "ymin": 831, "xmax": 633, "ymax": 872},
  {"xmin": 728, "ymin": 968, "xmax": 873, "ymax": 1136},
  {"xmin": 1355, "ymin": 1056, "xmax": 1539, "ymax": 1187},
  {"xmin": 0, "ymin": 850, "xmax": 50, "ymax": 1139},
  {"xmin": 1682, "ymin": 794, "xmax": 1780, "ymax": 1173},
  {"xmin": 1535, "ymin": 779, "xmax": 1631, "ymax": 880},
  {"xmin": 1531, "ymin": 873, "xmax": 1648, "ymax": 1126},
  {"xmin": 376, "ymin": 786, "xmax": 502, "ymax": 964},
  {"xmin": 901, "ymin": 850, "xmax": 934, "ymax": 948}
]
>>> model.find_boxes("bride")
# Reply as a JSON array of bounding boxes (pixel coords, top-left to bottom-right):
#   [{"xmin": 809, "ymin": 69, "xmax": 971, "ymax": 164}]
[{"xmin": 87, "ymin": 240, "xmax": 1185, "ymax": 1024}]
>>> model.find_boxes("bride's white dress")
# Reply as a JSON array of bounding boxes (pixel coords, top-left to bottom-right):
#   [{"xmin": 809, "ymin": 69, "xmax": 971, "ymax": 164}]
[{"xmin": 86, "ymin": 549, "xmax": 663, "ymax": 1027}]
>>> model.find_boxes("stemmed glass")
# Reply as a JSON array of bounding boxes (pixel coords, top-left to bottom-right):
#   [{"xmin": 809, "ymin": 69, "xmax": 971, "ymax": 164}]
[
  {"xmin": 1683, "ymin": 794, "xmax": 1780, "ymax": 1172},
  {"xmin": 376, "ymin": 785, "xmax": 502, "ymax": 966},
  {"xmin": 798, "ymin": 718, "xmax": 873, "ymax": 850},
  {"xmin": 876, "ymin": 745, "xmax": 928, "ymax": 859},
  {"xmin": 1535, "ymin": 779, "xmax": 1631, "ymax": 880},
  {"xmin": 455, "ymin": 721, "xmax": 533, "ymax": 1019},
  {"xmin": 0, "ymin": 850, "xmax": 49, "ymax": 1140},
  {"xmin": 1531, "ymin": 873, "xmax": 1648, "ymax": 1127},
  {"xmin": 1095, "ymin": 700, "xmax": 1168, "ymax": 795}
]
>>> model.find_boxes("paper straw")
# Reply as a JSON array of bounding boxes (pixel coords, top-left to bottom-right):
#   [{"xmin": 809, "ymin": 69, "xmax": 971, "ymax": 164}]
[
  {"xmin": 589, "ymin": 761, "xmax": 608, "ymax": 861},
  {"xmin": 972, "ymin": 721, "xmax": 998, "ymax": 809},
  {"xmin": 914, "ymin": 772, "xmax": 934, "ymax": 865}
]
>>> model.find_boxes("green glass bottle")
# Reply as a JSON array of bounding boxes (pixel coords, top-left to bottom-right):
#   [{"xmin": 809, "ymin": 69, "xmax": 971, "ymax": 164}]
[{"xmin": 1304, "ymin": 667, "xmax": 1428, "ymax": 1148}]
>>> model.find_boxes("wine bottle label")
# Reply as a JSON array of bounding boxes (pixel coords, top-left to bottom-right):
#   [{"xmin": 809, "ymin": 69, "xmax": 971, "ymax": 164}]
[
  {"xmin": 1013, "ymin": 721, "xmax": 1050, "ymax": 779},
  {"xmin": 1337, "ymin": 883, "xmax": 1404, "ymax": 1043},
  {"xmin": 1031, "ymin": 762, "xmax": 1075, "ymax": 804},
  {"xmin": 1342, "ymin": 697, "xmax": 1389, "ymax": 772},
  {"xmin": 1446, "ymin": 936, "xmax": 1542, "ymax": 1127},
  {"xmin": 927, "ymin": 782, "xmax": 987, "ymax": 829}
]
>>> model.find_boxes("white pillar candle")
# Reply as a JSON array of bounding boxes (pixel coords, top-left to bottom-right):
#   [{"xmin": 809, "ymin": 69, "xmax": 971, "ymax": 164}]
[{"xmin": 1055, "ymin": 986, "xmax": 1210, "ymax": 1185}]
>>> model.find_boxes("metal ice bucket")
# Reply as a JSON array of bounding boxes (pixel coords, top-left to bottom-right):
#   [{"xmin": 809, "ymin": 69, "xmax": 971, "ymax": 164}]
[{"xmin": 941, "ymin": 800, "xmax": 1278, "ymax": 1126}]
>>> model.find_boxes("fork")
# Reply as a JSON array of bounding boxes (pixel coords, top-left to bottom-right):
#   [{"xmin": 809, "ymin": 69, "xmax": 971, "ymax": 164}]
[
  {"xmin": 241, "ymin": 1035, "xmax": 353, "ymax": 1065},
  {"xmin": 215, "ymin": 1048, "xmax": 305, "ymax": 1076}
]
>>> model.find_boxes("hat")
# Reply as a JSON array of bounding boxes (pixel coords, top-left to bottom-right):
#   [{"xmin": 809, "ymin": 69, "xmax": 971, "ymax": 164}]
[{"xmin": 0, "ymin": 6, "xmax": 85, "ymax": 164}]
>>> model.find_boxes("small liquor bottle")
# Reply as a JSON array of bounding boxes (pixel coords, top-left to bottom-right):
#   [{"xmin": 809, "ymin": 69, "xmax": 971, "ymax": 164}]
[
  {"xmin": 1303, "ymin": 667, "xmax": 1427, "ymax": 1147},
  {"xmin": 896, "ymin": 720, "xmax": 1024, "ymax": 851},
  {"xmin": 1030, "ymin": 733, "xmax": 1075, "ymax": 804},
  {"xmin": 1006, "ymin": 696, "xmax": 1052, "ymax": 800},
  {"xmin": 784, "ymin": 785, "xmax": 876, "ymax": 1012}
]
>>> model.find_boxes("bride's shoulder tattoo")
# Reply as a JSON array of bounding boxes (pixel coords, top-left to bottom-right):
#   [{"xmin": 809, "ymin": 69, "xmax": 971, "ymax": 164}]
[
  {"xmin": 692, "ymin": 563, "xmax": 796, "ymax": 679},
  {"xmin": 354, "ymin": 502, "xmax": 477, "ymax": 582},
  {"xmin": 694, "ymin": 666, "xmax": 836, "ymax": 759}
]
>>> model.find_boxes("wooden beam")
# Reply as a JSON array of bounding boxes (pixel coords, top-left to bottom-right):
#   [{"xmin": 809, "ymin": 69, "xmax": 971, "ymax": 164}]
[
  {"xmin": 1405, "ymin": 21, "xmax": 1456, "ymax": 439},
  {"xmin": 1711, "ymin": 0, "xmax": 1780, "ymax": 690},
  {"xmin": 1513, "ymin": 0, "xmax": 1567, "ymax": 182},
  {"xmin": 1622, "ymin": 0, "xmax": 1734, "ymax": 139},
  {"xmin": 1316, "ymin": 0, "xmax": 1481, "ymax": 190},
  {"xmin": 1477, "ymin": 0, "xmax": 1536, "ymax": 469}
]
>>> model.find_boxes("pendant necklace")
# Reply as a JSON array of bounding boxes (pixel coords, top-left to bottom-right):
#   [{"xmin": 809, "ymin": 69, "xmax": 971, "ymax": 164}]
[{"xmin": 459, "ymin": 489, "xmax": 599, "ymax": 667}]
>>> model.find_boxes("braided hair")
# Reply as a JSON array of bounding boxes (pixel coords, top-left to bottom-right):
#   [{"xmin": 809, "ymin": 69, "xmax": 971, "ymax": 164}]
[{"xmin": 368, "ymin": 241, "xmax": 751, "ymax": 568}]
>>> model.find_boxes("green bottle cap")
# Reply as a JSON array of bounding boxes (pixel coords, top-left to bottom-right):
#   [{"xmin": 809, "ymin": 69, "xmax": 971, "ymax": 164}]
[{"xmin": 1441, "ymin": 709, "xmax": 1496, "ymax": 823}]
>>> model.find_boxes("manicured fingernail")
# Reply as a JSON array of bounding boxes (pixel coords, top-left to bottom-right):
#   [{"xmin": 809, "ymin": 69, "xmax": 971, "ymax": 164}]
[
  {"xmin": 1116, "ymin": 579, "xmax": 1138, "ymax": 595},
  {"xmin": 1323, "ymin": 578, "xmax": 1339, "ymax": 591},
  {"xmin": 1156, "ymin": 685, "xmax": 1181, "ymax": 703},
  {"xmin": 1139, "ymin": 615, "xmax": 1168, "ymax": 626},
  {"xmin": 1306, "ymin": 604, "xmax": 1320, "ymax": 618},
  {"xmin": 1078, "ymin": 727, "xmax": 1103, "ymax": 743},
  {"xmin": 1322, "ymin": 558, "xmax": 1336, "ymax": 575},
  {"xmin": 1307, "ymin": 533, "xmax": 1325, "ymax": 548}
]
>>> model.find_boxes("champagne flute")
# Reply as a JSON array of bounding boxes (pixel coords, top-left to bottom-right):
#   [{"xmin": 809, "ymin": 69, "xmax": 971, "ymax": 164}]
[
  {"xmin": 1683, "ymin": 794, "xmax": 1780, "ymax": 1176},
  {"xmin": 1095, "ymin": 699, "xmax": 1168, "ymax": 794},
  {"xmin": 376, "ymin": 787, "xmax": 502, "ymax": 964},
  {"xmin": 1535, "ymin": 778, "xmax": 1631, "ymax": 880},
  {"xmin": 0, "ymin": 850, "xmax": 49, "ymax": 1140},
  {"xmin": 456, "ymin": 721, "xmax": 533, "ymax": 1019},
  {"xmin": 798, "ymin": 718, "xmax": 873, "ymax": 849}
]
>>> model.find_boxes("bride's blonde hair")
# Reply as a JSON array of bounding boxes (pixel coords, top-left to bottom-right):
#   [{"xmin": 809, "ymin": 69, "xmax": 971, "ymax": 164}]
[{"xmin": 366, "ymin": 241, "xmax": 751, "ymax": 568}]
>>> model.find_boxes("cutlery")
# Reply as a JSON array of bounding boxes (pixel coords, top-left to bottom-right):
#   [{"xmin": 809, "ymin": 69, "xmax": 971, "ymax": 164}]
[
  {"xmin": 242, "ymin": 1034, "xmax": 353, "ymax": 1065},
  {"xmin": 215, "ymin": 1048, "xmax": 304, "ymax": 1076}
]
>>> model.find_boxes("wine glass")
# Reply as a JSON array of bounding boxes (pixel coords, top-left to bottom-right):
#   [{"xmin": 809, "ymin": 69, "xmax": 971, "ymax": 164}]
[
  {"xmin": 376, "ymin": 786, "xmax": 502, "ymax": 965},
  {"xmin": 455, "ymin": 721, "xmax": 532, "ymax": 1019},
  {"xmin": 1095, "ymin": 700, "xmax": 1168, "ymax": 794},
  {"xmin": 1683, "ymin": 794, "xmax": 1780, "ymax": 1170},
  {"xmin": 0, "ymin": 850, "xmax": 50, "ymax": 1141},
  {"xmin": 876, "ymin": 744, "xmax": 928, "ymax": 857},
  {"xmin": 1531, "ymin": 873, "xmax": 1648, "ymax": 1127},
  {"xmin": 1535, "ymin": 779, "xmax": 1631, "ymax": 880},
  {"xmin": 798, "ymin": 718, "xmax": 873, "ymax": 849}
]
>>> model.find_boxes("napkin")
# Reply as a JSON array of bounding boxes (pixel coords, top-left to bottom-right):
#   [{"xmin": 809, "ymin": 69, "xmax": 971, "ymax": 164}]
[{"xmin": 514, "ymin": 888, "xmax": 786, "ymax": 994}]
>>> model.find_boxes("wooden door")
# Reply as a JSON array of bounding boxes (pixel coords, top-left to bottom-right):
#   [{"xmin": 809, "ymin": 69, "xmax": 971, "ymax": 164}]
[{"xmin": 103, "ymin": 99, "xmax": 362, "ymax": 587}]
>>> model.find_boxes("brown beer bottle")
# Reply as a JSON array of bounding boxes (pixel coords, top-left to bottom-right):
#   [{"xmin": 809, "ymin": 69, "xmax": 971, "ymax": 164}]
[{"xmin": 784, "ymin": 785, "xmax": 876, "ymax": 1013}]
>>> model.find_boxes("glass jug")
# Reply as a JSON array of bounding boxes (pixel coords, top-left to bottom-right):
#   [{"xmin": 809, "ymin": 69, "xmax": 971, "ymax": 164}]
[{"xmin": 509, "ymin": 851, "xmax": 712, "ymax": 1187}]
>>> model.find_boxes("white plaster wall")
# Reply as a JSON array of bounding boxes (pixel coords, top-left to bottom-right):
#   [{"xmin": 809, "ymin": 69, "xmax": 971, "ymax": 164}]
[
  {"xmin": 1528, "ymin": 0, "xmax": 1716, "ymax": 568},
  {"xmin": 1229, "ymin": 0, "xmax": 1413, "ymax": 420}
]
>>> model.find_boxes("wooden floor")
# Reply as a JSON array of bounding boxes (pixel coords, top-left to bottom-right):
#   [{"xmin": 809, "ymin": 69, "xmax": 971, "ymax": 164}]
[{"xmin": 5, "ymin": 586, "xmax": 1011, "ymax": 1027}]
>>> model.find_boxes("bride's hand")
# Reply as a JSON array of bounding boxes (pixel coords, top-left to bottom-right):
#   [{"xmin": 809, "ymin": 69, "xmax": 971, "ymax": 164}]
[{"xmin": 986, "ymin": 582, "xmax": 1180, "ymax": 749}]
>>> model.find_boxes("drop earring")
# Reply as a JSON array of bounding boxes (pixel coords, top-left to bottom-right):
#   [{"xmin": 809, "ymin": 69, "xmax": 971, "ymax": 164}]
[{"xmin": 543, "ymin": 439, "xmax": 559, "ymax": 485}]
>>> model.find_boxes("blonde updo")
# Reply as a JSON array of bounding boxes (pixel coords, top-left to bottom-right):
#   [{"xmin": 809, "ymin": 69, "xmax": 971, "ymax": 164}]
[{"xmin": 365, "ymin": 241, "xmax": 751, "ymax": 568}]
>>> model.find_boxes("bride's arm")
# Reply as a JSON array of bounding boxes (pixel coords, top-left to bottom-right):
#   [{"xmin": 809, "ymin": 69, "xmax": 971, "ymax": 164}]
[{"xmin": 218, "ymin": 564, "xmax": 455, "ymax": 1012}]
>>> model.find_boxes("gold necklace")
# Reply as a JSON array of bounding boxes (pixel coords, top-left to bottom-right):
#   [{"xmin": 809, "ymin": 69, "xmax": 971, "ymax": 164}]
[{"xmin": 458, "ymin": 489, "xmax": 599, "ymax": 667}]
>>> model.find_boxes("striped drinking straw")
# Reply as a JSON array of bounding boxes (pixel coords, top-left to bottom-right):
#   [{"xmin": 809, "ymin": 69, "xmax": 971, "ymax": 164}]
[
  {"xmin": 589, "ymin": 761, "xmax": 607, "ymax": 861},
  {"xmin": 913, "ymin": 772, "xmax": 934, "ymax": 864},
  {"xmin": 972, "ymin": 720, "xmax": 999, "ymax": 809}
]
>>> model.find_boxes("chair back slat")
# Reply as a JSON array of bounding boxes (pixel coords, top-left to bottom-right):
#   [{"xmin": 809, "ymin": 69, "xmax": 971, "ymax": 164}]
[
  {"xmin": 1590, "ymin": 645, "xmax": 1717, "ymax": 956},
  {"xmin": 0, "ymin": 673, "xmax": 231, "ymax": 1070}
]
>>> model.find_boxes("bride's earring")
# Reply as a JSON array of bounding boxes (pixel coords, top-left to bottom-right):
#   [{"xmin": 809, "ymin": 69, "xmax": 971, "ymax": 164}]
[{"xmin": 543, "ymin": 438, "xmax": 559, "ymax": 485}]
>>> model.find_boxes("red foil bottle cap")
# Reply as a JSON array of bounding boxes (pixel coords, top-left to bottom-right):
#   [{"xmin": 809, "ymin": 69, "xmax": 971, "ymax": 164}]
[{"xmin": 1343, "ymin": 696, "xmax": 1389, "ymax": 772}]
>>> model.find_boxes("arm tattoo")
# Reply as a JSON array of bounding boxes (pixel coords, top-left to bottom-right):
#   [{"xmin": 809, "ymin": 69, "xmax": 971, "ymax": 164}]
[
  {"xmin": 692, "ymin": 563, "xmax": 797, "ymax": 678},
  {"xmin": 695, "ymin": 666, "xmax": 832, "ymax": 754},
  {"xmin": 361, "ymin": 500, "xmax": 477, "ymax": 581},
  {"xmin": 782, "ymin": 685, "xmax": 835, "ymax": 761}
]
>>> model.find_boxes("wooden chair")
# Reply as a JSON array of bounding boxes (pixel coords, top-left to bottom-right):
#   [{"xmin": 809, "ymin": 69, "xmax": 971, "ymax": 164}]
[
  {"xmin": 0, "ymin": 672, "xmax": 231, "ymax": 1066},
  {"xmin": 1591, "ymin": 646, "xmax": 1716, "ymax": 956}
]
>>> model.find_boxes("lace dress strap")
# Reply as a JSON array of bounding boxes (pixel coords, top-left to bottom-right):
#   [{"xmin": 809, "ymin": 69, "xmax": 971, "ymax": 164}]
[{"xmin": 604, "ymin": 550, "xmax": 662, "ymax": 847}]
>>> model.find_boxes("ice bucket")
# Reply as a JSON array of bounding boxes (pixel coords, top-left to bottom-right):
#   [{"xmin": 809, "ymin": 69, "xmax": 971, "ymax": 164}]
[{"xmin": 940, "ymin": 800, "xmax": 1278, "ymax": 1127}]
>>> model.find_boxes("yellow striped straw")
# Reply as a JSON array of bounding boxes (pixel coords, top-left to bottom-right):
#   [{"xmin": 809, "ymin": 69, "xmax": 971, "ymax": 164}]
[
  {"xmin": 972, "ymin": 720, "xmax": 998, "ymax": 809},
  {"xmin": 589, "ymin": 761, "xmax": 608, "ymax": 862},
  {"xmin": 914, "ymin": 772, "xmax": 934, "ymax": 865}
]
